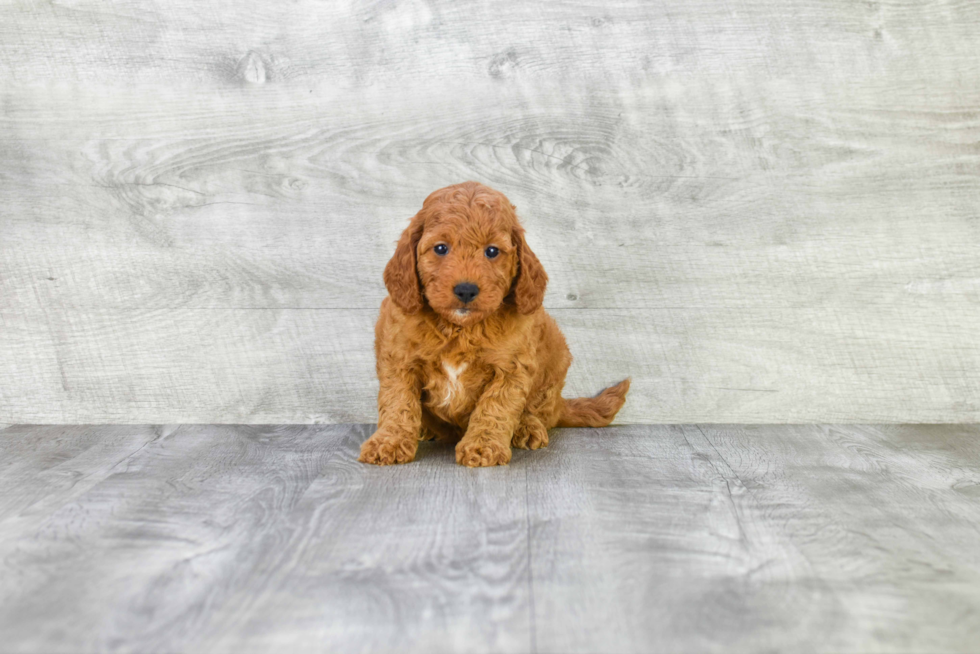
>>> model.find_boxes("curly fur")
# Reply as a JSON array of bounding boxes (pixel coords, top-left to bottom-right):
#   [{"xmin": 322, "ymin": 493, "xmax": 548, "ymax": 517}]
[{"xmin": 359, "ymin": 181, "xmax": 630, "ymax": 467}]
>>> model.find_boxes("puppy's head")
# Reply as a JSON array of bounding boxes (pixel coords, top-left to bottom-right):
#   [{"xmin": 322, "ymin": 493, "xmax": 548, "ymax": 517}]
[{"xmin": 384, "ymin": 181, "xmax": 547, "ymax": 325}]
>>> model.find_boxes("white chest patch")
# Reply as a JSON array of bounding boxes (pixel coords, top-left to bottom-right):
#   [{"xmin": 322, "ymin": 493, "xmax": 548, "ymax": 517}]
[{"xmin": 440, "ymin": 360, "xmax": 468, "ymax": 407}]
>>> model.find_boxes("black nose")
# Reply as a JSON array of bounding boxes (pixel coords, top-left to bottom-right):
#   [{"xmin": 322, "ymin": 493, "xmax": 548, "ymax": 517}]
[{"xmin": 453, "ymin": 282, "xmax": 480, "ymax": 304}]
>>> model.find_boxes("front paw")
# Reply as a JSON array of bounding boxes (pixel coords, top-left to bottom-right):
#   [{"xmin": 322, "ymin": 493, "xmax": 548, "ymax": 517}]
[
  {"xmin": 456, "ymin": 435, "xmax": 512, "ymax": 467},
  {"xmin": 359, "ymin": 430, "xmax": 417, "ymax": 465}
]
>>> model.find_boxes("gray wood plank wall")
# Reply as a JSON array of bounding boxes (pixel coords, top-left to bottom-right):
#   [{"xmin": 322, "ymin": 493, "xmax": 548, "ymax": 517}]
[{"xmin": 2, "ymin": 0, "xmax": 979, "ymax": 423}]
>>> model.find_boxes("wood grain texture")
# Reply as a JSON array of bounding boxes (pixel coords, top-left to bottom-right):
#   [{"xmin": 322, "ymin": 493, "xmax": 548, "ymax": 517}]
[
  {"xmin": 2, "ymin": 304, "xmax": 978, "ymax": 423},
  {"xmin": 2, "ymin": 0, "xmax": 980, "ymax": 422},
  {"xmin": 1, "ymin": 424, "xmax": 979, "ymax": 653},
  {"xmin": 526, "ymin": 423, "xmax": 980, "ymax": 653}
]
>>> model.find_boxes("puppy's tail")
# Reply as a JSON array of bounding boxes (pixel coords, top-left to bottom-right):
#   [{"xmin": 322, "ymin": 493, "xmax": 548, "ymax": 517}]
[{"xmin": 557, "ymin": 378, "xmax": 631, "ymax": 428}]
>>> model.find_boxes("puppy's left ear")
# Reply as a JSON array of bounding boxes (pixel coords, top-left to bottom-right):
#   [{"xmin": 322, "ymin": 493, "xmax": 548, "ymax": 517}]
[{"xmin": 510, "ymin": 225, "xmax": 548, "ymax": 314}]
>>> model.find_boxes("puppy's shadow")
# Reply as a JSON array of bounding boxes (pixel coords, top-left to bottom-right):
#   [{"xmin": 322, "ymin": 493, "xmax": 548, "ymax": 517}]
[
  {"xmin": 414, "ymin": 438, "xmax": 455, "ymax": 464},
  {"xmin": 415, "ymin": 438, "xmax": 538, "ymax": 466}
]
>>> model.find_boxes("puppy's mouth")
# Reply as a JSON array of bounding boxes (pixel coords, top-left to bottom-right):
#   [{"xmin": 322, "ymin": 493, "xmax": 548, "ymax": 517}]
[{"xmin": 446, "ymin": 307, "xmax": 481, "ymax": 325}]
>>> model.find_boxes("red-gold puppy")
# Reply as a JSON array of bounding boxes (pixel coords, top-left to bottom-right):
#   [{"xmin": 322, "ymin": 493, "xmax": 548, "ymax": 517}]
[{"xmin": 359, "ymin": 181, "xmax": 630, "ymax": 467}]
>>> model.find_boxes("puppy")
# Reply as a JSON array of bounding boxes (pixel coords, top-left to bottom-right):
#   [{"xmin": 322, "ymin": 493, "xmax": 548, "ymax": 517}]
[{"xmin": 359, "ymin": 181, "xmax": 630, "ymax": 467}]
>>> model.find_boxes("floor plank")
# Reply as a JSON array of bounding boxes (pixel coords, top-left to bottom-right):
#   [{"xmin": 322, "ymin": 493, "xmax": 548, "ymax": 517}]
[{"xmin": 0, "ymin": 424, "xmax": 978, "ymax": 653}]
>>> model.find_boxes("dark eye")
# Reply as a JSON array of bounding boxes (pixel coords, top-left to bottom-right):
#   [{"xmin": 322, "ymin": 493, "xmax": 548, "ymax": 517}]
[
  {"xmin": 485, "ymin": 246, "xmax": 500, "ymax": 259},
  {"xmin": 434, "ymin": 244, "xmax": 449, "ymax": 256}
]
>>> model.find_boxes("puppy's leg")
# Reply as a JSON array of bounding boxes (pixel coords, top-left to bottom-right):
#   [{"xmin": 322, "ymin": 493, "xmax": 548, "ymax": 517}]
[
  {"xmin": 513, "ymin": 364, "xmax": 567, "ymax": 450},
  {"xmin": 512, "ymin": 412, "xmax": 548, "ymax": 450},
  {"xmin": 513, "ymin": 320, "xmax": 572, "ymax": 450},
  {"xmin": 456, "ymin": 370, "xmax": 529, "ymax": 467},
  {"xmin": 359, "ymin": 369, "xmax": 422, "ymax": 465}
]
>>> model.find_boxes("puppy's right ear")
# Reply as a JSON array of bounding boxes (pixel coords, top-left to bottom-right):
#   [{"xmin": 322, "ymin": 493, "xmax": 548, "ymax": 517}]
[{"xmin": 383, "ymin": 213, "xmax": 425, "ymax": 313}]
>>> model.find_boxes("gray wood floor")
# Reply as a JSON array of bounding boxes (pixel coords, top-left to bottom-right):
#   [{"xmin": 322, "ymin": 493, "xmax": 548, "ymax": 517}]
[{"xmin": 1, "ymin": 423, "xmax": 979, "ymax": 653}]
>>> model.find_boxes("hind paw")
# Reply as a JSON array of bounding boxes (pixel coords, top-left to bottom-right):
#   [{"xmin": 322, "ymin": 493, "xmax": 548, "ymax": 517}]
[{"xmin": 512, "ymin": 414, "xmax": 549, "ymax": 450}]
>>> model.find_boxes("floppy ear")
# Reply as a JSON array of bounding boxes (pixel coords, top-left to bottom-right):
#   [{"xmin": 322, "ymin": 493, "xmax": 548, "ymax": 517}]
[
  {"xmin": 511, "ymin": 225, "xmax": 548, "ymax": 314},
  {"xmin": 383, "ymin": 214, "xmax": 425, "ymax": 313}
]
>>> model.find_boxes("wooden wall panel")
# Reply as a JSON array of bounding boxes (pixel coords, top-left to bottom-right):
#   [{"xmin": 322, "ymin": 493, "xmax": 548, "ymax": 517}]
[{"xmin": 1, "ymin": 0, "xmax": 978, "ymax": 422}]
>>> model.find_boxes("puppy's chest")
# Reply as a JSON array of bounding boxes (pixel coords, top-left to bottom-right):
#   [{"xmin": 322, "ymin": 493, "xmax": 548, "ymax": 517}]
[{"xmin": 421, "ymin": 355, "xmax": 491, "ymax": 420}]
